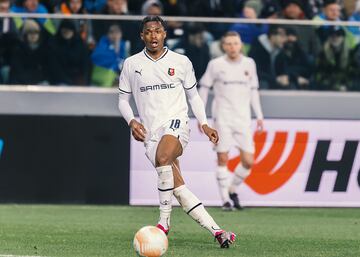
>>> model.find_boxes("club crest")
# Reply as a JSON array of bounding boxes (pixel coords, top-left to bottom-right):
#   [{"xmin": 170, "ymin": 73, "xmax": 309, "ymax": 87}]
[{"xmin": 168, "ymin": 68, "xmax": 175, "ymax": 76}]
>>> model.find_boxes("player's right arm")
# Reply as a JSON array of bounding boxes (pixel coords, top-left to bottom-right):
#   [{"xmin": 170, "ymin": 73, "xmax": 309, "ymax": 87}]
[
  {"xmin": 183, "ymin": 58, "xmax": 218, "ymax": 144},
  {"xmin": 198, "ymin": 61, "xmax": 215, "ymax": 133},
  {"xmin": 249, "ymin": 59, "xmax": 264, "ymax": 132},
  {"xmin": 118, "ymin": 60, "xmax": 146, "ymax": 142},
  {"xmin": 118, "ymin": 94, "xmax": 146, "ymax": 142},
  {"xmin": 198, "ymin": 61, "xmax": 215, "ymax": 109}
]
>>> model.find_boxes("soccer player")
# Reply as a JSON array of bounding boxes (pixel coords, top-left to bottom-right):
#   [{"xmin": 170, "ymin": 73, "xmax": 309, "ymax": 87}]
[
  {"xmin": 118, "ymin": 16, "xmax": 236, "ymax": 248},
  {"xmin": 199, "ymin": 31, "xmax": 264, "ymax": 211}
]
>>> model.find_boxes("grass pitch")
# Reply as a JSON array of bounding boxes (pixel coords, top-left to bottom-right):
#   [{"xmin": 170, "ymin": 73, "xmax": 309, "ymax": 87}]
[{"xmin": 0, "ymin": 205, "xmax": 359, "ymax": 257}]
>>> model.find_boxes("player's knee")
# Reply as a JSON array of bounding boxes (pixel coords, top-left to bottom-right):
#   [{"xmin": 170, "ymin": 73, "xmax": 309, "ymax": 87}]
[
  {"xmin": 156, "ymin": 153, "xmax": 172, "ymax": 167},
  {"xmin": 235, "ymin": 165, "xmax": 251, "ymax": 179},
  {"xmin": 217, "ymin": 155, "xmax": 228, "ymax": 166},
  {"xmin": 243, "ymin": 159, "xmax": 253, "ymax": 169},
  {"xmin": 242, "ymin": 155, "xmax": 254, "ymax": 169}
]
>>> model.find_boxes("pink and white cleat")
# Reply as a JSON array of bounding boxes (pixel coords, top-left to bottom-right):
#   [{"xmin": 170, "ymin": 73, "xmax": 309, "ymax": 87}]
[
  {"xmin": 156, "ymin": 223, "xmax": 170, "ymax": 235},
  {"xmin": 215, "ymin": 230, "xmax": 236, "ymax": 248}
]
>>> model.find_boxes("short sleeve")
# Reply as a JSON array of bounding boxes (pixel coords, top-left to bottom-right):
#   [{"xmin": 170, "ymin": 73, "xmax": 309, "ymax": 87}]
[
  {"xmin": 250, "ymin": 59, "xmax": 260, "ymax": 90},
  {"xmin": 199, "ymin": 60, "xmax": 214, "ymax": 89},
  {"xmin": 183, "ymin": 57, "xmax": 197, "ymax": 90},
  {"xmin": 118, "ymin": 60, "xmax": 132, "ymax": 94}
]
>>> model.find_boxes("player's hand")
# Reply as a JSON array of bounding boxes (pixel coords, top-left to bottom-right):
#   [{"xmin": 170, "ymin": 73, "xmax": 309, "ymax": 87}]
[
  {"xmin": 256, "ymin": 119, "xmax": 264, "ymax": 133},
  {"xmin": 297, "ymin": 76, "xmax": 309, "ymax": 86},
  {"xmin": 276, "ymin": 75, "xmax": 289, "ymax": 87},
  {"xmin": 202, "ymin": 124, "xmax": 219, "ymax": 144},
  {"xmin": 129, "ymin": 119, "xmax": 146, "ymax": 142}
]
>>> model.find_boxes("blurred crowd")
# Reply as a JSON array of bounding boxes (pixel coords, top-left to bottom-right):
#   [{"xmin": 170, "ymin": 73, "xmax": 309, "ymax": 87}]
[{"xmin": 0, "ymin": 0, "xmax": 360, "ymax": 90}]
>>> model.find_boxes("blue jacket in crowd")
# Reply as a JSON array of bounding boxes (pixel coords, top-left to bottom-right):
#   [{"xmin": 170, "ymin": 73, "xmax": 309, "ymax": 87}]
[{"xmin": 91, "ymin": 36, "xmax": 126, "ymax": 72}]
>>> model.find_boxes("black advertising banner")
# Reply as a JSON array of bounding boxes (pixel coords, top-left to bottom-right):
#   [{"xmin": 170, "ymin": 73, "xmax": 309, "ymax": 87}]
[{"xmin": 0, "ymin": 115, "xmax": 130, "ymax": 204}]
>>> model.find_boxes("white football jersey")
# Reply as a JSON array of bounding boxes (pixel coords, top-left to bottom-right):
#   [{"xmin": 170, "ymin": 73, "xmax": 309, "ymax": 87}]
[
  {"xmin": 200, "ymin": 55, "xmax": 259, "ymax": 125},
  {"xmin": 119, "ymin": 47, "xmax": 197, "ymax": 132}
]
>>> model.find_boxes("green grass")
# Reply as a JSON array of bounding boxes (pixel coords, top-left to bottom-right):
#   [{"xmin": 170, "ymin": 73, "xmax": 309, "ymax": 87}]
[{"xmin": 0, "ymin": 205, "xmax": 359, "ymax": 257}]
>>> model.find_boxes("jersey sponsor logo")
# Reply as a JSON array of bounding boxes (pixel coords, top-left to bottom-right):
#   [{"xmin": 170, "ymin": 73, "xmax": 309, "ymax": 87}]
[
  {"xmin": 0, "ymin": 139, "xmax": 4, "ymax": 158},
  {"xmin": 135, "ymin": 69, "xmax": 142, "ymax": 76},
  {"xmin": 168, "ymin": 68, "xmax": 175, "ymax": 76},
  {"xmin": 223, "ymin": 80, "xmax": 247, "ymax": 85},
  {"xmin": 228, "ymin": 131, "xmax": 308, "ymax": 194},
  {"xmin": 140, "ymin": 83, "xmax": 175, "ymax": 92}
]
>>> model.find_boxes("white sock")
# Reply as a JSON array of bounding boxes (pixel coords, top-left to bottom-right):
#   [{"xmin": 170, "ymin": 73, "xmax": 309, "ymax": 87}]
[
  {"xmin": 216, "ymin": 166, "xmax": 231, "ymax": 204},
  {"xmin": 229, "ymin": 164, "xmax": 250, "ymax": 194},
  {"xmin": 174, "ymin": 185, "xmax": 222, "ymax": 236},
  {"xmin": 156, "ymin": 165, "xmax": 174, "ymax": 230}
]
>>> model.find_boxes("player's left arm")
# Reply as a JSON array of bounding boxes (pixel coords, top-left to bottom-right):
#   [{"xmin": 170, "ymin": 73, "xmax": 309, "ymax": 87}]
[{"xmin": 250, "ymin": 59, "xmax": 264, "ymax": 132}]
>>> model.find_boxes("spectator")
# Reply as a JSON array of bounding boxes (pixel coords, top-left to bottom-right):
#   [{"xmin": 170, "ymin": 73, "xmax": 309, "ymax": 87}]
[
  {"xmin": 259, "ymin": 0, "xmax": 281, "ymax": 19},
  {"xmin": 316, "ymin": 27, "xmax": 352, "ymax": 91},
  {"xmin": 0, "ymin": 0, "xmax": 17, "ymax": 33},
  {"xmin": 50, "ymin": 20, "xmax": 89, "ymax": 85},
  {"xmin": 188, "ymin": 0, "xmax": 236, "ymax": 17},
  {"xmin": 342, "ymin": 0, "xmax": 357, "ymax": 19},
  {"xmin": 11, "ymin": 0, "xmax": 56, "ymax": 35},
  {"xmin": 142, "ymin": 0, "xmax": 161, "ymax": 15},
  {"xmin": 92, "ymin": 0, "xmax": 138, "ymax": 54},
  {"xmin": 280, "ymin": 28, "xmax": 313, "ymax": 89},
  {"xmin": 0, "ymin": 0, "xmax": 19, "ymax": 83},
  {"xmin": 83, "ymin": 0, "xmax": 106, "ymax": 13},
  {"xmin": 348, "ymin": 0, "xmax": 360, "ymax": 41},
  {"xmin": 313, "ymin": 0, "xmax": 357, "ymax": 49},
  {"xmin": 9, "ymin": 19, "xmax": 55, "ymax": 84},
  {"xmin": 127, "ymin": 0, "xmax": 144, "ymax": 14},
  {"xmin": 248, "ymin": 25, "xmax": 287, "ymax": 89},
  {"xmin": 91, "ymin": 24, "xmax": 129, "ymax": 87},
  {"xmin": 313, "ymin": 0, "xmax": 341, "ymax": 43},
  {"xmin": 350, "ymin": 43, "xmax": 360, "ymax": 91},
  {"xmin": 280, "ymin": 0, "xmax": 320, "ymax": 63},
  {"xmin": 161, "ymin": 0, "xmax": 187, "ymax": 16},
  {"xmin": 57, "ymin": 0, "xmax": 85, "ymax": 14},
  {"xmin": 307, "ymin": 0, "xmax": 324, "ymax": 17},
  {"xmin": 230, "ymin": 0, "xmax": 268, "ymax": 54},
  {"xmin": 188, "ymin": 0, "xmax": 236, "ymax": 39},
  {"xmin": 172, "ymin": 23, "xmax": 210, "ymax": 80},
  {"xmin": 281, "ymin": 0, "xmax": 307, "ymax": 19},
  {"xmin": 279, "ymin": 0, "xmax": 314, "ymax": 19},
  {"xmin": 56, "ymin": 0, "xmax": 95, "ymax": 48},
  {"xmin": 40, "ymin": 0, "xmax": 60, "ymax": 13}
]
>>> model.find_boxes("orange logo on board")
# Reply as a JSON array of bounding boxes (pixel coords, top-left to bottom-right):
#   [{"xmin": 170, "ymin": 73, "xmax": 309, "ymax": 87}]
[{"xmin": 227, "ymin": 131, "xmax": 308, "ymax": 194}]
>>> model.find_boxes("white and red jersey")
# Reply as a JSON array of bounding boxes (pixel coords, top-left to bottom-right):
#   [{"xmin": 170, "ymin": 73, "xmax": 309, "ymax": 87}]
[
  {"xmin": 119, "ymin": 47, "xmax": 197, "ymax": 132},
  {"xmin": 200, "ymin": 55, "xmax": 260, "ymax": 126}
]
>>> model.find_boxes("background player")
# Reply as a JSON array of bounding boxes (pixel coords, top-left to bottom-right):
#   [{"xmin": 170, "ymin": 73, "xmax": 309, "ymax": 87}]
[
  {"xmin": 199, "ymin": 31, "xmax": 264, "ymax": 211},
  {"xmin": 118, "ymin": 16, "xmax": 235, "ymax": 248}
]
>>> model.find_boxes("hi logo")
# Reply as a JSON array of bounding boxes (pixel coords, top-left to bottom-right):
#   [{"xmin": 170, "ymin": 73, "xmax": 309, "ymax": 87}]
[
  {"xmin": 228, "ymin": 131, "xmax": 308, "ymax": 194},
  {"xmin": 0, "ymin": 138, "xmax": 4, "ymax": 158}
]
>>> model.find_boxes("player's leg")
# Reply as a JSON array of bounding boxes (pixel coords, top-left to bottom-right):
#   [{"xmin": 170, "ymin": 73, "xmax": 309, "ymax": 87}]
[
  {"xmin": 154, "ymin": 135, "xmax": 183, "ymax": 235},
  {"xmin": 230, "ymin": 150, "xmax": 254, "ymax": 193},
  {"xmin": 214, "ymin": 124, "xmax": 233, "ymax": 210},
  {"xmin": 229, "ymin": 128, "xmax": 255, "ymax": 210},
  {"xmin": 172, "ymin": 159, "xmax": 184, "ymax": 188},
  {"xmin": 172, "ymin": 160, "xmax": 236, "ymax": 247},
  {"xmin": 216, "ymin": 152, "xmax": 233, "ymax": 211}
]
